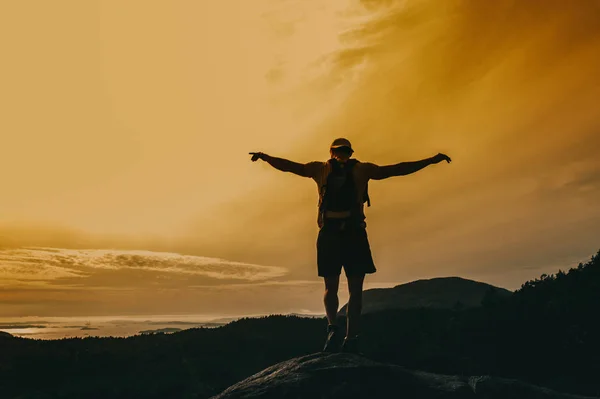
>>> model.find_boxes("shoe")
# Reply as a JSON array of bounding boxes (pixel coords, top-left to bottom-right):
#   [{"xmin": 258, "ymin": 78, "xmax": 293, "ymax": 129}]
[
  {"xmin": 341, "ymin": 335, "xmax": 362, "ymax": 355},
  {"xmin": 322, "ymin": 324, "xmax": 342, "ymax": 353}
]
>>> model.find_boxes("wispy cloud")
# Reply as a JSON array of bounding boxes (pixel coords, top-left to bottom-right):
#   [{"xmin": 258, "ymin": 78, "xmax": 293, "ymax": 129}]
[
  {"xmin": 186, "ymin": 0, "xmax": 600, "ymax": 291},
  {"xmin": 0, "ymin": 324, "xmax": 47, "ymax": 329},
  {"xmin": 0, "ymin": 247, "xmax": 288, "ymax": 288}
]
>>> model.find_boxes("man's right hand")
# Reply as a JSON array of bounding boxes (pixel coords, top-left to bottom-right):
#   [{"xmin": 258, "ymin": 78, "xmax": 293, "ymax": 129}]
[
  {"xmin": 249, "ymin": 152, "xmax": 265, "ymax": 162},
  {"xmin": 431, "ymin": 153, "xmax": 452, "ymax": 164}
]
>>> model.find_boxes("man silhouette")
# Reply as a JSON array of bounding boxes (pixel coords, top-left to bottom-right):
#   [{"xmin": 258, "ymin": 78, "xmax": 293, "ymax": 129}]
[{"xmin": 250, "ymin": 138, "xmax": 451, "ymax": 353}]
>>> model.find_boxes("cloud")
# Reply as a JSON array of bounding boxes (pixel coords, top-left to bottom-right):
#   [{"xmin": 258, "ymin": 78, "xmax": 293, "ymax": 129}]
[
  {"xmin": 0, "ymin": 247, "xmax": 288, "ymax": 289},
  {"xmin": 0, "ymin": 324, "xmax": 46, "ymax": 329}
]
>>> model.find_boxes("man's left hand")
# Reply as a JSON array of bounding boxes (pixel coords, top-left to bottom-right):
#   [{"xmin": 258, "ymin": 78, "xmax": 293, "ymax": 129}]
[{"xmin": 249, "ymin": 152, "xmax": 265, "ymax": 162}]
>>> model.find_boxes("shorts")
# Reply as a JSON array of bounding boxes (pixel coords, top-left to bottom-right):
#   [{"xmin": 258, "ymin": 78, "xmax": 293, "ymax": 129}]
[{"xmin": 316, "ymin": 219, "xmax": 376, "ymax": 278}]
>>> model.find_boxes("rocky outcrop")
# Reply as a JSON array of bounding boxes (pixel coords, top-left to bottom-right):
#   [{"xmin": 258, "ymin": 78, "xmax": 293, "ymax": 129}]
[{"xmin": 211, "ymin": 353, "xmax": 591, "ymax": 399}]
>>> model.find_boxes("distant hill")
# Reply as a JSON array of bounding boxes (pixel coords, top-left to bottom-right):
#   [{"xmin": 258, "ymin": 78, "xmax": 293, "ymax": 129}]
[
  {"xmin": 139, "ymin": 327, "xmax": 182, "ymax": 335},
  {"xmin": 286, "ymin": 313, "xmax": 323, "ymax": 318},
  {"xmin": 339, "ymin": 277, "xmax": 511, "ymax": 316},
  {"xmin": 0, "ymin": 331, "xmax": 13, "ymax": 339}
]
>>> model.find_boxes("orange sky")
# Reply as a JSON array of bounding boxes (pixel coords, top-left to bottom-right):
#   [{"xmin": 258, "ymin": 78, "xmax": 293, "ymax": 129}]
[{"xmin": 1, "ymin": 0, "xmax": 599, "ymax": 318}]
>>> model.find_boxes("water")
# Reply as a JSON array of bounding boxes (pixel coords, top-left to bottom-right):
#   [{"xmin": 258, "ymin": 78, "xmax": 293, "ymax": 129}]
[
  {"xmin": 0, "ymin": 312, "xmax": 325, "ymax": 339},
  {"xmin": 0, "ymin": 314, "xmax": 242, "ymax": 340}
]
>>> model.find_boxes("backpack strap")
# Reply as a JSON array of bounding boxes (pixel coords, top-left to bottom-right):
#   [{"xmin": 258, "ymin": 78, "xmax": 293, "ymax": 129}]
[
  {"xmin": 347, "ymin": 159, "xmax": 370, "ymax": 207},
  {"xmin": 318, "ymin": 159, "xmax": 334, "ymax": 216}
]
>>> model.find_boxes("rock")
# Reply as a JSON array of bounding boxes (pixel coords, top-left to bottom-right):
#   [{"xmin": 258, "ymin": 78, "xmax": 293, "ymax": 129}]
[{"xmin": 210, "ymin": 353, "xmax": 591, "ymax": 399}]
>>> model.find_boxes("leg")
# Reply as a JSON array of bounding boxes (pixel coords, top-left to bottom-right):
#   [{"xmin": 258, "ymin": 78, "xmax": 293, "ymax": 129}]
[
  {"xmin": 317, "ymin": 224, "xmax": 342, "ymax": 326},
  {"xmin": 346, "ymin": 274, "xmax": 365, "ymax": 339},
  {"xmin": 340, "ymin": 225, "xmax": 374, "ymax": 354},
  {"xmin": 343, "ymin": 226, "xmax": 374, "ymax": 339},
  {"xmin": 317, "ymin": 223, "xmax": 344, "ymax": 352},
  {"xmin": 323, "ymin": 275, "xmax": 340, "ymax": 326}
]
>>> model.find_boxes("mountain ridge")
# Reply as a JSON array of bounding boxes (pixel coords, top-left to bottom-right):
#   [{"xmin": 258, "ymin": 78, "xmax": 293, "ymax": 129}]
[{"xmin": 339, "ymin": 276, "xmax": 511, "ymax": 315}]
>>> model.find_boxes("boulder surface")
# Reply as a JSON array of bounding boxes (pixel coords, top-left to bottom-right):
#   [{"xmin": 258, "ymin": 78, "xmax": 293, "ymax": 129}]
[{"xmin": 211, "ymin": 353, "xmax": 591, "ymax": 399}]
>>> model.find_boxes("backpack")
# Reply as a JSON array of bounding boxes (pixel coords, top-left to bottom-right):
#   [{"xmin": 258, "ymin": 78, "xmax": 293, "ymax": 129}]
[{"xmin": 320, "ymin": 159, "xmax": 371, "ymax": 216}]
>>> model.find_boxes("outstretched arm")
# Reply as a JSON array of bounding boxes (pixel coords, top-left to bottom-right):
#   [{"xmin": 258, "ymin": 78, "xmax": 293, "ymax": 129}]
[
  {"xmin": 369, "ymin": 153, "xmax": 451, "ymax": 180},
  {"xmin": 250, "ymin": 152, "xmax": 317, "ymax": 178}
]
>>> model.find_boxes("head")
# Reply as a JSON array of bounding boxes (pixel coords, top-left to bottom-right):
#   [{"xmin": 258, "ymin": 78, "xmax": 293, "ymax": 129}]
[{"xmin": 329, "ymin": 138, "xmax": 354, "ymax": 162}]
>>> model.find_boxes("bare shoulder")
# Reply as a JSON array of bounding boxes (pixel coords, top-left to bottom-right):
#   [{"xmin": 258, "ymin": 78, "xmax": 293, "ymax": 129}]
[
  {"xmin": 355, "ymin": 160, "xmax": 378, "ymax": 171},
  {"xmin": 305, "ymin": 160, "xmax": 329, "ymax": 179},
  {"xmin": 306, "ymin": 160, "xmax": 328, "ymax": 171},
  {"xmin": 355, "ymin": 160, "xmax": 376, "ymax": 166},
  {"xmin": 354, "ymin": 160, "xmax": 378, "ymax": 179}
]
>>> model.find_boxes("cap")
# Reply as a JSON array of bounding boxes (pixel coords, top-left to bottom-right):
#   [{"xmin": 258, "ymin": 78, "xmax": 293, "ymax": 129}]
[{"xmin": 330, "ymin": 138, "xmax": 354, "ymax": 153}]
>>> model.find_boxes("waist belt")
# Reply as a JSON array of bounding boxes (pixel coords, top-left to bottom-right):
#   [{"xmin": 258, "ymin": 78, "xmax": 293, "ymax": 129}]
[
  {"xmin": 322, "ymin": 210, "xmax": 366, "ymax": 231},
  {"xmin": 324, "ymin": 210, "xmax": 352, "ymax": 219}
]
